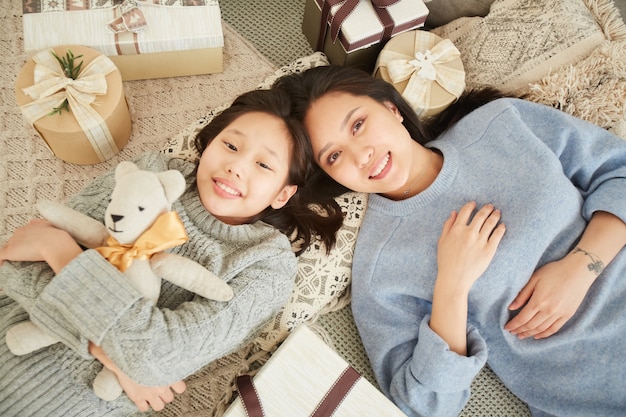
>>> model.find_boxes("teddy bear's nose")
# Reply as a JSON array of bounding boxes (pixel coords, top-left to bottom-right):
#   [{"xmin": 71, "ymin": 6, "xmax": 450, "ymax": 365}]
[{"xmin": 111, "ymin": 214, "xmax": 124, "ymax": 223}]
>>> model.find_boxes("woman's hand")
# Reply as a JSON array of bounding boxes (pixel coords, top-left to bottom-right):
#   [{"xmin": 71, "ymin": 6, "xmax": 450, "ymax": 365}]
[
  {"xmin": 437, "ymin": 202, "xmax": 506, "ymax": 293},
  {"xmin": 506, "ymin": 211, "xmax": 626, "ymax": 340},
  {"xmin": 505, "ymin": 254, "xmax": 596, "ymax": 339},
  {"xmin": 431, "ymin": 202, "xmax": 505, "ymax": 355},
  {"xmin": 0, "ymin": 219, "xmax": 82, "ymax": 272},
  {"xmin": 115, "ymin": 371, "xmax": 186, "ymax": 412}
]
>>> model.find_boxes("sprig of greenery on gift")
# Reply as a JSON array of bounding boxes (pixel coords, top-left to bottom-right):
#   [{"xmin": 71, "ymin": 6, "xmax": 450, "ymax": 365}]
[{"xmin": 49, "ymin": 49, "xmax": 84, "ymax": 116}]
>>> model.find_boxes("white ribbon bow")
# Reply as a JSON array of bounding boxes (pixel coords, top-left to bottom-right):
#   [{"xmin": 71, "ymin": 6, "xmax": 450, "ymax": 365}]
[
  {"xmin": 380, "ymin": 37, "xmax": 465, "ymax": 113},
  {"xmin": 20, "ymin": 49, "xmax": 120, "ymax": 162}
]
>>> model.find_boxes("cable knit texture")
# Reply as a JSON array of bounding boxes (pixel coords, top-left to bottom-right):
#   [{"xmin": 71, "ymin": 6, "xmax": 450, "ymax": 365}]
[{"xmin": 0, "ymin": 152, "xmax": 297, "ymax": 417}]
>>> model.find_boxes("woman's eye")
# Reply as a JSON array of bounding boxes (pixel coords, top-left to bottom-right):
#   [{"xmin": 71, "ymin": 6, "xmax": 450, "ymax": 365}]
[
  {"xmin": 352, "ymin": 119, "xmax": 363, "ymax": 134},
  {"xmin": 328, "ymin": 151, "xmax": 341, "ymax": 165}
]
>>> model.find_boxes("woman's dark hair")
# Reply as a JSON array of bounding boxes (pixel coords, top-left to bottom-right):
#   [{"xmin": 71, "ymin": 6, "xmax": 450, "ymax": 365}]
[
  {"xmin": 272, "ymin": 65, "xmax": 514, "ymax": 199},
  {"xmin": 193, "ymin": 88, "xmax": 344, "ymax": 255}
]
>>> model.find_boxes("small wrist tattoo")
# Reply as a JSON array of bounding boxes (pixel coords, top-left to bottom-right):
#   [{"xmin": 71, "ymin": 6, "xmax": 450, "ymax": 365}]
[{"xmin": 572, "ymin": 246, "xmax": 605, "ymax": 275}]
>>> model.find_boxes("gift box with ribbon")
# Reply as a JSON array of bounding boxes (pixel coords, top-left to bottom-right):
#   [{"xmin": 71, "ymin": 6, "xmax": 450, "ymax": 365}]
[
  {"xmin": 374, "ymin": 30, "xmax": 465, "ymax": 117},
  {"xmin": 15, "ymin": 45, "xmax": 131, "ymax": 165},
  {"xmin": 302, "ymin": 0, "xmax": 429, "ymax": 70},
  {"xmin": 22, "ymin": 0, "xmax": 223, "ymax": 81},
  {"xmin": 223, "ymin": 325, "xmax": 408, "ymax": 417}
]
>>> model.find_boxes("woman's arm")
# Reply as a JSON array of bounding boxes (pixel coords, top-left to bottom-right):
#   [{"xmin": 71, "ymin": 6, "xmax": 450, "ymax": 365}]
[
  {"xmin": 505, "ymin": 211, "xmax": 626, "ymax": 339},
  {"xmin": 431, "ymin": 202, "xmax": 505, "ymax": 355}
]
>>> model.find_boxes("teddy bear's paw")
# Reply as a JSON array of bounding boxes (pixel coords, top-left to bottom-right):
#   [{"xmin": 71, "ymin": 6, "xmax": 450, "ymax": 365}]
[
  {"xmin": 6, "ymin": 321, "xmax": 60, "ymax": 355},
  {"xmin": 93, "ymin": 368, "xmax": 123, "ymax": 401}
]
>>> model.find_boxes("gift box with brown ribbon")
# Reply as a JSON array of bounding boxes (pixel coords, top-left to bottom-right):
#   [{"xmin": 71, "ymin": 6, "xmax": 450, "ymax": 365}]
[
  {"xmin": 374, "ymin": 30, "xmax": 466, "ymax": 118},
  {"xmin": 22, "ymin": 0, "xmax": 223, "ymax": 81},
  {"xmin": 302, "ymin": 0, "xmax": 429, "ymax": 71},
  {"xmin": 223, "ymin": 325, "xmax": 408, "ymax": 417},
  {"xmin": 15, "ymin": 45, "xmax": 131, "ymax": 165}
]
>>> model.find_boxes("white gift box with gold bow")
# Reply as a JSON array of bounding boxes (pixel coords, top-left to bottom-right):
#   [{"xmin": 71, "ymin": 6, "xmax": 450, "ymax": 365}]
[
  {"xmin": 15, "ymin": 45, "xmax": 131, "ymax": 165},
  {"xmin": 22, "ymin": 0, "xmax": 223, "ymax": 81},
  {"xmin": 374, "ymin": 30, "xmax": 465, "ymax": 117}
]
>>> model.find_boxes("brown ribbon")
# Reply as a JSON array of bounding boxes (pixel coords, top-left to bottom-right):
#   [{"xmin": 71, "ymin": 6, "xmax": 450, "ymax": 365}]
[
  {"xmin": 316, "ymin": 0, "xmax": 400, "ymax": 51},
  {"xmin": 236, "ymin": 366, "xmax": 361, "ymax": 417}
]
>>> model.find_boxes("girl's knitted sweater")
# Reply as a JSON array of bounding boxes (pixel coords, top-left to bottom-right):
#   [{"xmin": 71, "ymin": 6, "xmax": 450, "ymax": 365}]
[
  {"xmin": 351, "ymin": 98, "xmax": 626, "ymax": 417},
  {"xmin": 0, "ymin": 152, "xmax": 297, "ymax": 416}
]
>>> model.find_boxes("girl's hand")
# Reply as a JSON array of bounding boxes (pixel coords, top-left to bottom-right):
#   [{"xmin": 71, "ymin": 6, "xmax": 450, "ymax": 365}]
[
  {"xmin": 115, "ymin": 371, "xmax": 186, "ymax": 412},
  {"xmin": 0, "ymin": 220, "xmax": 82, "ymax": 272},
  {"xmin": 505, "ymin": 255, "xmax": 596, "ymax": 339},
  {"xmin": 89, "ymin": 342, "xmax": 186, "ymax": 412},
  {"xmin": 437, "ymin": 202, "xmax": 506, "ymax": 293}
]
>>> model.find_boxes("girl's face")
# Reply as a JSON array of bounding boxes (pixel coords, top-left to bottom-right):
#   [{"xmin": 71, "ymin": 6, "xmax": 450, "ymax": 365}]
[
  {"xmin": 304, "ymin": 91, "xmax": 421, "ymax": 195},
  {"xmin": 196, "ymin": 111, "xmax": 297, "ymax": 225}
]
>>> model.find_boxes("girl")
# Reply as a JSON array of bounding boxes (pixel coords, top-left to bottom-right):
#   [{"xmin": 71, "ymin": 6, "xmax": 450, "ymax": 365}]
[
  {"xmin": 0, "ymin": 88, "xmax": 343, "ymax": 416},
  {"xmin": 274, "ymin": 65, "xmax": 626, "ymax": 417}
]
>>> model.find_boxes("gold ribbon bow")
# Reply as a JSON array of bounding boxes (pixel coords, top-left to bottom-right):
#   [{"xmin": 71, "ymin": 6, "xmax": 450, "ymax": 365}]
[
  {"xmin": 95, "ymin": 211, "xmax": 189, "ymax": 272},
  {"xmin": 380, "ymin": 36, "xmax": 465, "ymax": 113},
  {"xmin": 19, "ymin": 49, "xmax": 120, "ymax": 162}
]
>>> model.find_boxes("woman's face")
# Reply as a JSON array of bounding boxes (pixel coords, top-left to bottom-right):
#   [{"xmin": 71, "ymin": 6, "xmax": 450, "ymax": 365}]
[
  {"xmin": 304, "ymin": 91, "xmax": 420, "ymax": 195},
  {"xmin": 196, "ymin": 111, "xmax": 297, "ymax": 225}
]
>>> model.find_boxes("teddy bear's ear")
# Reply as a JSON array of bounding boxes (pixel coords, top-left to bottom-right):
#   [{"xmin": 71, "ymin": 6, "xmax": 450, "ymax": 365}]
[
  {"xmin": 156, "ymin": 170, "xmax": 186, "ymax": 205},
  {"xmin": 115, "ymin": 161, "xmax": 139, "ymax": 181}
]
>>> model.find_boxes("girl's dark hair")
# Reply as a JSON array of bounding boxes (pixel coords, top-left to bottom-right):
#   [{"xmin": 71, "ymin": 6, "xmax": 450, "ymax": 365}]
[
  {"xmin": 272, "ymin": 65, "xmax": 514, "ymax": 199},
  {"xmin": 193, "ymin": 88, "xmax": 344, "ymax": 255}
]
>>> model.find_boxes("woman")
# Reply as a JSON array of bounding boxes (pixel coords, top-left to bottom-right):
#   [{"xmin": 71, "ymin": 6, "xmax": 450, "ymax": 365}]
[
  {"xmin": 0, "ymin": 88, "xmax": 343, "ymax": 416},
  {"xmin": 274, "ymin": 65, "xmax": 626, "ymax": 417}
]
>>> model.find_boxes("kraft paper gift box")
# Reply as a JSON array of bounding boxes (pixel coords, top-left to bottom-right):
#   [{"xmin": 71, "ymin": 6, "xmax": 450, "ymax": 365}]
[
  {"xmin": 374, "ymin": 30, "xmax": 465, "ymax": 117},
  {"xmin": 15, "ymin": 45, "xmax": 131, "ymax": 165},
  {"xmin": 223, "ymin": 325, "xmax": 408, "ymax": 417},
  {"xmin": 302, "ymin": 0, "xmax": 429, "ymax": 71},
  {"xmin": 22, "ymin": 0, "xmax": 224, "ymax": 81}
]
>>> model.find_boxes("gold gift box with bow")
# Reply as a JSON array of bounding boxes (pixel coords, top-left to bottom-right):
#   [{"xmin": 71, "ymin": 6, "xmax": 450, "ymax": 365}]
[
  {"xmin": 374, "ymin": 30, "xmax": 466, "ymax": 118},
  {"xmin": 15, "ymin": 45, "xmax": 131, "ymax": 165}
]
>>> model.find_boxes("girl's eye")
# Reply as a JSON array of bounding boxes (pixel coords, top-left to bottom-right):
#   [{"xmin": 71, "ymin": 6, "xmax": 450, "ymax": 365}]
[
  {"xmin": 258, "ymin": 162, "xmax": 271, "ymax": 170},
  {"xmin": 224, "ymin": 141, "xmax": 237, "ymax": 151}
]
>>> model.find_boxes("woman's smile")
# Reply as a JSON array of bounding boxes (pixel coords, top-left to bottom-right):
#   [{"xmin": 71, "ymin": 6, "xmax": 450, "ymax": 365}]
[{"xmin": 369, "ymin": 152, "xmax": 391, "ymax": 179}]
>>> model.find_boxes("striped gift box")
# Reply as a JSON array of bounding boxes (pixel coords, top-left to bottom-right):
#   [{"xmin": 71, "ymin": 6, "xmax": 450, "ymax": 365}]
[
  {"xmin": 302, "ymin": 0, "xmax": 429, "ymax": 70},
  {"xmin": 224, "ymin": 325, "xmax": 408, "ymax": 417},
  {"xmin": 22, "ymin": 0, "xmax": 224, "ymax": 80}
]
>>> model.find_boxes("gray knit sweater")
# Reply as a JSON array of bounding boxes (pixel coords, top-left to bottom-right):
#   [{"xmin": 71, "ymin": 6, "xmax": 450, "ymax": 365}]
[{"xmin": 0, "ymin": 152, "xmax": 297, "ymax": 417}]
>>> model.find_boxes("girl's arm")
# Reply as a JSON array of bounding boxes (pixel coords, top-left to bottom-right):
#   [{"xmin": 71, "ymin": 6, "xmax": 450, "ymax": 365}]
[
  {"xmin": 505, "ymin": 211, "xmax": 626, "ymax": 339},
  {"xmin": 0, "ymin": 219, "xmax": 82, "ymax": 273},
  {"xmin": 88, "ymin": 342, "xmax": 186, "ymax": 412},
  {"xmin": 431, "ymin": 202, "xmax": 505, "ymax": 355}
]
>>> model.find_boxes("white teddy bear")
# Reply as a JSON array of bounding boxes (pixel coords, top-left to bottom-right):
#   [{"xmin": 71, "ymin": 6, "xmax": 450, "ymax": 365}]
[{"xmin": 5, "ymin": 161, "xmax": 234, "ymax": 401}]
